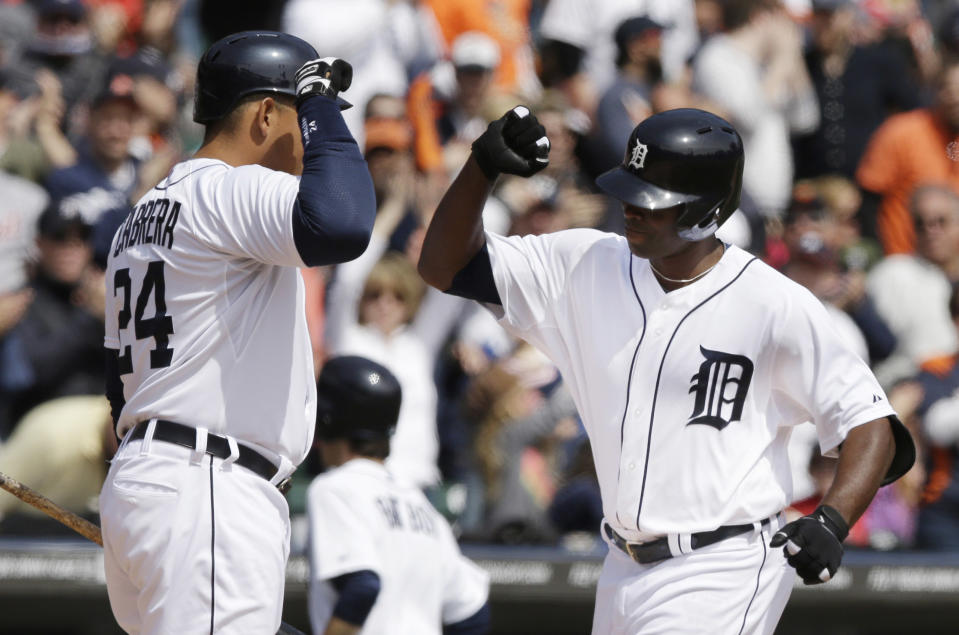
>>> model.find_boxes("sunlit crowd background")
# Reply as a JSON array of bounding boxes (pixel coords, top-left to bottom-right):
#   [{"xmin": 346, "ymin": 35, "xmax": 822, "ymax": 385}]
[{"xmin": 2, "ymin": 0, "xmax": 959, "ymax": 555}]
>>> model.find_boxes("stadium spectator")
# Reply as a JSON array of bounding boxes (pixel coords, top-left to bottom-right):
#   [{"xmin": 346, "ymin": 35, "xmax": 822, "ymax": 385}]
[
  {"xmin": 464, "ymin": 353, "xmax": 579, "ymax": 544},
  {"xmin": 0, "ymin": 395, "xmax": 115, "ymax": 525},
  {"xmin": 793, "ymin": 0, "xmax": 922, "ymax": 180},
  {"xmin": 423, "ymin": 0, "xmax": 540, "ymax": 100},
  {"xmin": 408, "ymin": 31, "xmax": 502, "ymax": 178},
  {"xmin": 856, "ymin": 56, "xmax": 959, "ymax": 254},
  {"xmin": 908, "ymin": 286, "xmax": 959, "ymax": 550},
  {"xmin": 44, "ymin": 70, "xmax": 142, "ymax": 230},
  {"xmin": 692, "ymin": 0, "xmax": 819, "ymax": 219},
  {"xmin": 781, "ymin": 186, "xmax": 897, "ymax": 364},
  {"xmin": 325, "ymin": 249, "xmax": 439, "ymax": 489},
  {"xmin": 14, "ymin": 0, "xmax": 112, "ymax": 136},
  {"xmin": 590, "ymin": 16, "xmax": 664, "ymax": 175},
  {"xmin": 780, "ymin": 193, "xmax": 877, "ymax": 365},
  {"xmin": 0, "ymin": 203, "xmax": 105, "ymax": 436},
  {"xmin": 867, "ymin": 183, "xmax": 959, "ymax": 387},
  {"xmin": 537, "ymin": 0, "xmax": 698, "ymax": 115},
  {"xmin": 0, "ymin": 170, "xmax": 47, "ymax": 437}
]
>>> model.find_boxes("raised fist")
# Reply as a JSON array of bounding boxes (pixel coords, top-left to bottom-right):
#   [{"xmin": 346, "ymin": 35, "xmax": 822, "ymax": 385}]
[
  {"xmin": 770, "ymin": 505, "xmax": 848, "ymax": 585},
  {"xmin": 472, "ymin": 105, "xmax": 550, "ymax": 180},
  {"xmin": 294, "ymin": 57, "xmax": 353, "ymax": 109}
]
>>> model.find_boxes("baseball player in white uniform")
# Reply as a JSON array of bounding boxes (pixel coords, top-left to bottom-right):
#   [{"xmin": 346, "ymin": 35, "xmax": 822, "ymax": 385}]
[
  {"xmin": 417, "ymin": 106, "xmax": 916, "ymax": 633},
  {"xmin": 306, "ymin": 355, "xmax": 490, "ymax": 635},
  {"xmin": 99, "ymin": 31, "xmax": 376, "ymax": 634}
]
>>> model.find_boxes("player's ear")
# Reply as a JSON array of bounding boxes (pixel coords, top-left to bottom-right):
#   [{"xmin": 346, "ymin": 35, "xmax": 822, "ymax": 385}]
[{"xmin": 251, "ymin": 96, "xmax": 278, "ymax": 141}]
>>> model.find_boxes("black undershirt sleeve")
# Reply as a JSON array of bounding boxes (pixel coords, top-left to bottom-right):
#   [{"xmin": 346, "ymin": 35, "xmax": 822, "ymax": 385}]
[
  {"xmin": 445, "ymin": 242, "xmax": 501, "ymax": 306},
  {"xmin": 105, "ymin": 348, "xmax": 125, "ymax": 427}
]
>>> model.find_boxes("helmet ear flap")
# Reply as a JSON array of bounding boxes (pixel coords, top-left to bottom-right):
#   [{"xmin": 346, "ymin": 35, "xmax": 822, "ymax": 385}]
[{"xmin": 677, "ymin": 207, "xmax": 721, "ymax": 241}]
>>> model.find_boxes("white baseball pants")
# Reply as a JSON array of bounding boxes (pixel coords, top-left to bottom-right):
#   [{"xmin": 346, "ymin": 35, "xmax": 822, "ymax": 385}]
[
  {"xmin": 592, "ymin": 517, "xmax": 793, "ymax": 634},
  {"xmin": 99, "ymin": 435, "xmax": 291, "ymax": 634}
]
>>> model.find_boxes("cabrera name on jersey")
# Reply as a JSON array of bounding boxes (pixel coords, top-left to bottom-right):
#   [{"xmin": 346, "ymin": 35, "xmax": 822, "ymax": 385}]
[{"xmin": 112, "ymin": 198, "xmax": 181, "ymax": 255}]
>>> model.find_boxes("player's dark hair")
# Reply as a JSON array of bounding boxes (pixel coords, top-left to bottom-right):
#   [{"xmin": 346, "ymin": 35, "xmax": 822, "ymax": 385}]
[
  {"xmin": 348, "ymin": 437, "xmax": 391, "ymax": 460},
  {"xmin": 201, "ymin": 92, "xmax": 297, "ymax": 143}
]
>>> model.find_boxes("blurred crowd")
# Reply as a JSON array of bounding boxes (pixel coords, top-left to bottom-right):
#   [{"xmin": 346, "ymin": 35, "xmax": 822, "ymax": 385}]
[{"xmin": 2, "ymin": 0, "xmax": 959, "ymax": 555}]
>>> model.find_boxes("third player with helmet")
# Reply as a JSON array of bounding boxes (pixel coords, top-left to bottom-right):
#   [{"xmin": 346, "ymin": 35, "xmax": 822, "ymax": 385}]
[
  {"xmin": 418, "ymin": 105, "xmax": 915, "ymax": 633},
  {"xmin": 306, "ymin": 356, "xmax": 491, "ymax": 635}
]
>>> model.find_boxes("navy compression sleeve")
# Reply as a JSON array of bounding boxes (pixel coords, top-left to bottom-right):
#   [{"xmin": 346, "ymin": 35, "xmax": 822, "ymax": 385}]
[
  {"xmin": 329, "ymin": 570, "xmax": 381, "ymax": 626},
  {"xmin": 444, "ymin": 602, "xmax": 491, "ymax": 635},
  {"xmin": 292, "ymin": 96, "xmax": 376, "ymax": 267},
  {"xmin": 105, "ymin": 348, "xmax": 125, "ymax": 427},
  {"xmin": 445, "ymin": 242, "xmax": 501, "ymax": 305}
]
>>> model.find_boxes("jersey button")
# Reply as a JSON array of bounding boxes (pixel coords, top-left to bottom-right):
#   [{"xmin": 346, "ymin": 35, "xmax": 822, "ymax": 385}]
[{"xmin": 629, "ymin": 462, "xmax": 636, "ymax": 470}]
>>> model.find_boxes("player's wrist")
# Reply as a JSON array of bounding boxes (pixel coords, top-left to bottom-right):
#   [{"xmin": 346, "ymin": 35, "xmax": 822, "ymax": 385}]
[
  {"xmin": 812, "ymin": 504, "xmax": 850, "ymax": 542},
  {"xmin": 470, "ymin": 145, "xmax": 501, "ymax": 181}
]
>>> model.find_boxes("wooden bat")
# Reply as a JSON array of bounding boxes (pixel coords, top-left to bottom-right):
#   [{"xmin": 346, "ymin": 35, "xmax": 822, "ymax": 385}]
[
  {"xmin": 0, "ymin": 470, "xmax": 102, "ymax": 545},
  {"xmin": 0, "ymin": 470, "xmax": 307, "ymax": 634}
]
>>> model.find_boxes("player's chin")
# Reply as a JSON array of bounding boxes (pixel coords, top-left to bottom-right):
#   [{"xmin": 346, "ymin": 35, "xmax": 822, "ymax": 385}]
[{"xmin": 624, "ymin": 231, "xmax": 658, "ymax": 258}]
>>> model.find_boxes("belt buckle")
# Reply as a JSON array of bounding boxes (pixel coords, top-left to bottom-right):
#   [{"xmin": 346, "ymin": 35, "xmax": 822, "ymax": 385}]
[
  {"xmin": 276, "ymin": 476, "xmax": 293, "ymax": 495},
  {"xmin": 625, "ymin": 542, "xmax": 642, "ymax": 563}
]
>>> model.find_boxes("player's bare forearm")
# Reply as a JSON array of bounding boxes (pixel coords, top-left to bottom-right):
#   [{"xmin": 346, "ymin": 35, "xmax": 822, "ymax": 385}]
[
  {"xmin": 417, "ymin": 156, "xmax": 493, "ymax": 291},
  {"xmin": 820, "ymin": 417, "xmax": 897, "ymax": 526},
  {"xmin": 323, "ymin": 616, "xmax": 362, "ymax": 635}
]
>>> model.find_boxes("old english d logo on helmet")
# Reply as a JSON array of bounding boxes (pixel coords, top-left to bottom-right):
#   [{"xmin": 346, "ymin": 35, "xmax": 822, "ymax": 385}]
[
  {"xmin": 595, "ymin": 108, "xmax": 744, "ymax": 240},
  {"xmin": 628, "ymin": 139, "xmax": 648, "ymax": 171}
]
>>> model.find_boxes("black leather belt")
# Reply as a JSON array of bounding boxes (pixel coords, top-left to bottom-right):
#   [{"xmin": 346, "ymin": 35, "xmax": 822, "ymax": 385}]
[
  {"xmin": 604, "ymin": 517, "xmax": 772, "ymax": 565},
  {"xmin": 129, "ymin": 420, "xmax": 290, "ymax": 491}
]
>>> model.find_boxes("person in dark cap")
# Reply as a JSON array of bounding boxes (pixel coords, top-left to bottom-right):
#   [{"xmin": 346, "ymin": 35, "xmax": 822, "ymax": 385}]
[
  {"xmin": 16, "ymin": 0, "xmax": 111, "ymax": 124},
  {"xmin": 107, "ymin": 48, "xmax": 183, "ymax": 148},
  {"xmin": 0, "ymin": 200, "xmax": 106, "ymax": 436},
  {"xmin": 591, "ymin": 16, "xmax": 664, "ymax": 174},
  {"xmin": 44, "ymin": 70, "xmax": 142, "ymax": 232},
  {"xmin": 792, "ymin": 0, "xmax": 922, "ymax": 182}
]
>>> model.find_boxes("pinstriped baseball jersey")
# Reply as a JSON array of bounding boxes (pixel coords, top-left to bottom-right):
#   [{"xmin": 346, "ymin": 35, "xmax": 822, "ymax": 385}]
[
  {"xmin": 104, "ymin": 158, "xmax": 315, "ymax": 464},
  {"xmin": 484, "ymin": 229, "xmax": 895, "ymax": 541}
]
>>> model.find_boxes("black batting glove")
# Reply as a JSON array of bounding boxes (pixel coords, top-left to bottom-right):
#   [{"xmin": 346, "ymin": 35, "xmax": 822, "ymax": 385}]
[
  {"xmin": 471, "ymin": 105, "xmax": 550, "ymax": 180},
  {"xmin": 770, "ymin": 505, "xmax": 849, "ymax": 585},
  {"xmin": 294, "ymin": 57, "xmax": 353, "ymax": 110}
]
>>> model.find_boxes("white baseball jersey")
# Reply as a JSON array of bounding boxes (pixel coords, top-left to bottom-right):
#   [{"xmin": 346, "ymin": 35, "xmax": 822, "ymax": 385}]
[
  {"xmin": 485, "ymin": 229, "xmax": 896, "ymax": 541},
  {"xmin": 307, "ymin": 458, "xmax": 489, "ymax": 635},
  {"xmin": 104, "ymin": 158, "xmax": 316, "ymax": 464}
]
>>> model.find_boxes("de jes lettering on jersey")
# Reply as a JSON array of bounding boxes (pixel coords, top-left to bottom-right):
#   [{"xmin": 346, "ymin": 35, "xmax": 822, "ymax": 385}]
[{"xmin": 114, "ymin": 198, "xmax": 181, "ymax": 256}]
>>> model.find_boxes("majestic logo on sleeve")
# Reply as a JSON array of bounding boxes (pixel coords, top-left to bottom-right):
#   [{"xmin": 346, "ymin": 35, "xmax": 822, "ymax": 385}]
[
  {"xmin": 687, "ymin": 346, "xmax": 754, "ymax": 430},
  {"xmin": 628, "ymin": 139, "xmax": 648, "ymax": 170}
]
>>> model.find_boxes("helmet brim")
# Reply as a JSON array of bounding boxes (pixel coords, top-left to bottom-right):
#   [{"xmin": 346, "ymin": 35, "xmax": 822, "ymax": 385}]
[{"xmin": 596, "ymin": 166, "xmax": 699, "ymax": 211}]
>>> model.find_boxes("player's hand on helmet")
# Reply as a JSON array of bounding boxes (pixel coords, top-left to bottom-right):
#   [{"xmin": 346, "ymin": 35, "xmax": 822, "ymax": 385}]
[
  {"xmin": 770, "ymin": 505, "xmax": 848, "ymax": 585},
  {"xmin": 471, "ymin": 105, "xmax": 550, "ymax": 180},
  {"xmin": 294, "ymin": 57, "xmax": 353, "ymax": 108}
]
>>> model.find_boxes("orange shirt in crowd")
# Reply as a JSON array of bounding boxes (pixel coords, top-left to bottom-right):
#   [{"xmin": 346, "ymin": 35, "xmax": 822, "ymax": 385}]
[
  {"xmin": 425, "ymin": 0, "xmax": 531, "ymax": 95},
  {"xmin": 857, "ymin": 109, "xmax": 959, "ymax": 255},
  {"xmin": 407, "ymin": 73, "xmax": 445, "ymax": 174}
]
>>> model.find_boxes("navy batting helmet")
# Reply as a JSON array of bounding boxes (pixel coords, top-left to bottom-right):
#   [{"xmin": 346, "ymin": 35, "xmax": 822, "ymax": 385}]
[
  {"xmin": 193, "ymin": 30, "xmax": 318, "ymax": 124},
  {"xmin": 596, "ymin": 108, "xmax": 744, "ymax": 241},
  {"xmin": 315, "ymin": 356, "xmax": 402, "ymax": 442}
]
